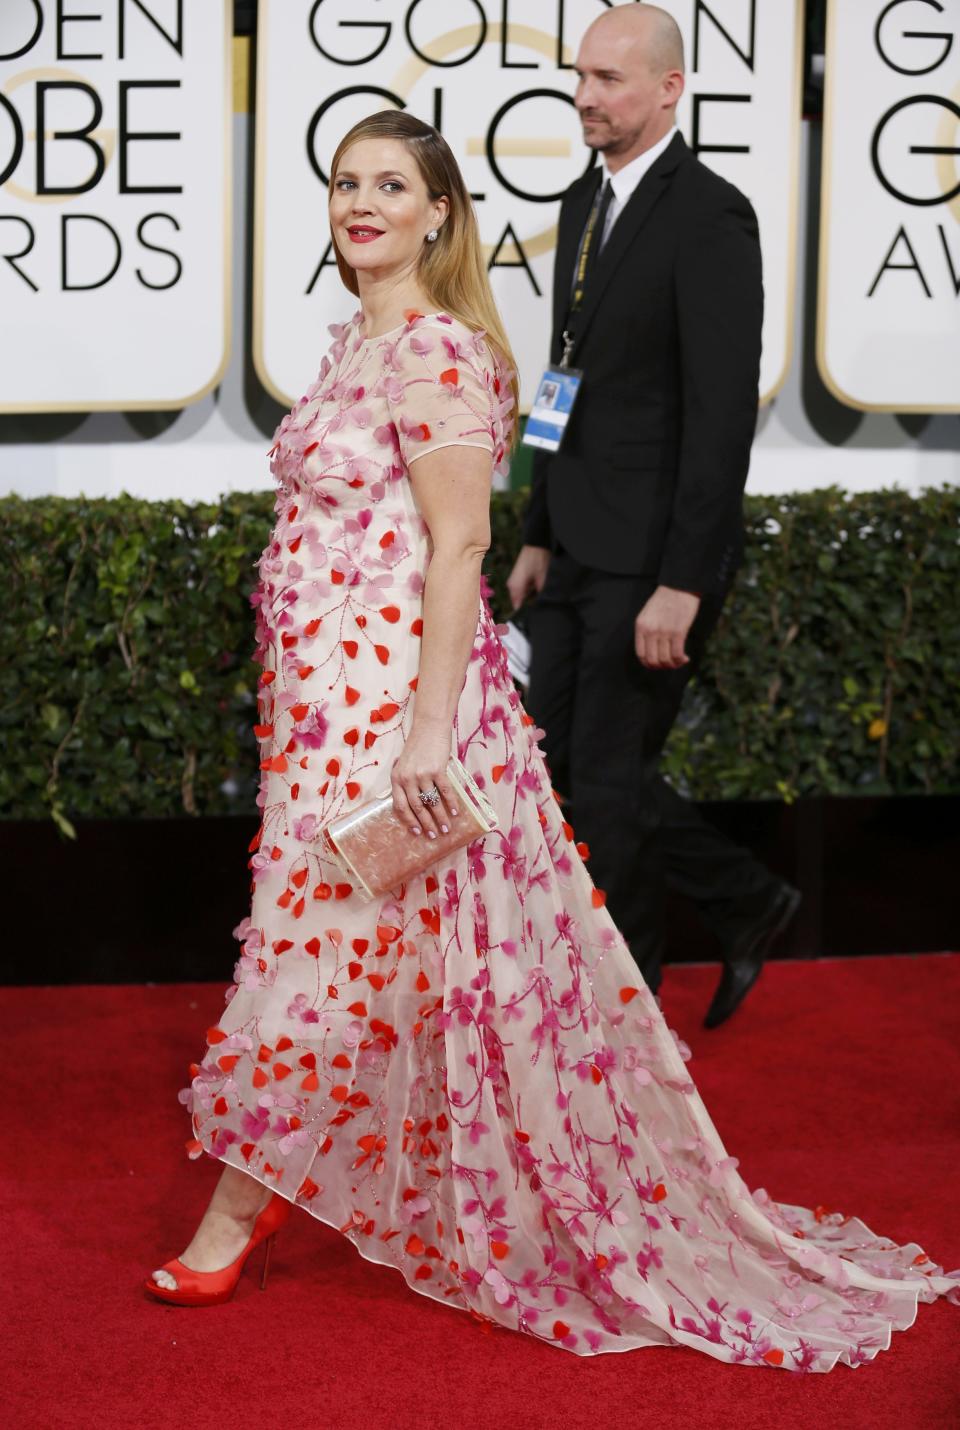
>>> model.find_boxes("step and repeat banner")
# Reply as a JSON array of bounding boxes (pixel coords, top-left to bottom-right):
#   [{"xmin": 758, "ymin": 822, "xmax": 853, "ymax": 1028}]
[
  {"xmin": 254, "ymin": 0, "xmax": 803, "ymax": 408},
  {"xmin": 0, "ymin": 0, "xmax": 231, "ymax": 412},
  {"xmin": 818, "ymin": 0, "xmax": 960, "ymax": 411},
  {"xmin": 1, "ymin": 2, "xmax": 957, "ymax": 416}
]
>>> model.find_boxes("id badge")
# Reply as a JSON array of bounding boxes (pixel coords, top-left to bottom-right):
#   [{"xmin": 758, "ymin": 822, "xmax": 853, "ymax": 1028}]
[{"xmin": 522, "ymin": 366, "xmax": 583, "ymax": 453}]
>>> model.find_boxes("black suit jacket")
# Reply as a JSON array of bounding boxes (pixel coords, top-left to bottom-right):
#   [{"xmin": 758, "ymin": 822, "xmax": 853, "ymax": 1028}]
[{"xmin": 522, "ymin": 132, "xmax": 763, "ymax": 594}]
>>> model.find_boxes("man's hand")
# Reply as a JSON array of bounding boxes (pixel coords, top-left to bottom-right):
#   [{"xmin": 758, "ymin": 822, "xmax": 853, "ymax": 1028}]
[
  {"xmin": 635, "ymin": 585, "xmax": 701, "ymax": 670},
  {"xmin": 506, "ymin": 544, "xmax": 550, "ymax": 611}
]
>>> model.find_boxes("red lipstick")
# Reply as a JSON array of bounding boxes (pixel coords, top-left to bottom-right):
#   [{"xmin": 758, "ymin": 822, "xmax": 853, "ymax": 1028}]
[{"xmin": 347, "ymin": 225, "xmax": 384, "ymax": 244}]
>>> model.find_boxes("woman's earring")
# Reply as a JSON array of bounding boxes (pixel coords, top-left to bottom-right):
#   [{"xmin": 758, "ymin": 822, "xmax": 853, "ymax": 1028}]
[{"xmin": 426, "ymin": 229, "xmax": 438, "ymax": 243}]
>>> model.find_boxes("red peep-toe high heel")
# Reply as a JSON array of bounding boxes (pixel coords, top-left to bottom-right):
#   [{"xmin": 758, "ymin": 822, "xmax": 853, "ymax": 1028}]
[{"xmin": 144, "ymin": 1193, "xmax": 291, "ymax": 1307}]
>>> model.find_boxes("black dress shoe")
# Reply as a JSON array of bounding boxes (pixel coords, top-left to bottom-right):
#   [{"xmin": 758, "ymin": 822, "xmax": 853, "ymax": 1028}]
[{"xmin": 703, "ymin": 882, "xmax": 801, "ymax": 1029}]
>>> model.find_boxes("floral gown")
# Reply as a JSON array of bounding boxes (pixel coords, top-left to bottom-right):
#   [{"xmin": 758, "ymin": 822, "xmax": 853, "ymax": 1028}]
[{"xmin": 186, "ymin": 311, "xmax": 957, "ymax": 1368}]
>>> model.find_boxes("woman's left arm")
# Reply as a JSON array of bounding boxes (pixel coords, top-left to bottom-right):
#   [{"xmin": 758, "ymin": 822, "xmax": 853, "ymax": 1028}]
[{"xmin": 390, "ymin": 445, "xmax": 493, "ymax": 838}]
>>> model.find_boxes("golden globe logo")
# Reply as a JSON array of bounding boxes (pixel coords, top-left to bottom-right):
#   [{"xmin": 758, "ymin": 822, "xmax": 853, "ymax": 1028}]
[
  {"xmin": 818, "ymin": 0, "xmax": 960, "ymax": 411},
  {"xmin": 254, "ymin": 1, "xmax": 803, "ymax": 408},
  {"xmin": 0, "ymin": 1, "xmax": 230, "ymax": 411},
  {"xmin": 866, "ymin": 2, "xmax": 960, "ymax": 298},
  {"xmin": 0, "ymin": 2, "xmax": 188, "ymax": 292}
]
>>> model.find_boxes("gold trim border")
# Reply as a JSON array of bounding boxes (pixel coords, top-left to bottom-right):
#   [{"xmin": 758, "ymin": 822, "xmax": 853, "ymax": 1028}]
[
  {"xmin": 0, "ymin": 2, "xmax": 233, "ymax": 415},
  {"xmin": 758, "ymin": 0, "xmax": 805, "ymax": 409},
  {"xmin": 251, "ymin": 0, "xmax": 293, "ymax": 408},
  {"xmin": 815, "ymin": 0, "xmax": 960, "ymax": 414}
]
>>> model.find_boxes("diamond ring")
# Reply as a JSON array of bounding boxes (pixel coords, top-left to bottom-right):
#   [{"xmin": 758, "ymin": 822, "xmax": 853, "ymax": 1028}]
[{"xmin": 418, "ymin": 787, "xmax": 441, "ymax": 807}]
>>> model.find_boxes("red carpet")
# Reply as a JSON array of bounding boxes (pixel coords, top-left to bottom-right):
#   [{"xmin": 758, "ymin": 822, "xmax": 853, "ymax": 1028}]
[{"xmin": 4, "ymin": 956, "xmax": 958, "ymax": 1430}]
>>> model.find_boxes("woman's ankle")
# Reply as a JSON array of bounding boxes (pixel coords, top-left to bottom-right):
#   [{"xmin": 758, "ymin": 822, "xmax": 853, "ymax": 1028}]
[{"xmin": 208, "ymin": 1169, "xmax": 271, "ymax": 1225}]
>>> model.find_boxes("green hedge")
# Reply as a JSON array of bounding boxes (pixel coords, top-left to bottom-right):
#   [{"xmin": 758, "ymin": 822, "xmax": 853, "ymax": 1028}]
[{"xmin": 2, "ymin": 487, "xmax": 957, "ymax": 835}]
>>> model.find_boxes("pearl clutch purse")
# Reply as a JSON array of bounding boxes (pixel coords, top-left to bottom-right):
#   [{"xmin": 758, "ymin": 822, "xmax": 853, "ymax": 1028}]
[{"xmin": 323, "ymin": 756, "xmax": 498, "ymax": 900}]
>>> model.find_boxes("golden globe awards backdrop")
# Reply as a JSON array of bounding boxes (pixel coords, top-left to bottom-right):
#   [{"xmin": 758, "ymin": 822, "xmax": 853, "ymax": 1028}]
[
  {"xmin": 0, "ymin": 0, "xmax": 231, "ymax": 412},
  {"xmin": 818, "ymin": 0, "xmax": 960, "ymax": 412},
  {"xmin": 254, "ymin": 0, "xmax": 803, "ymax": 410},
  {"xmin": 4, "ymin": 2, "xmax": 957, "ymax": 428}
]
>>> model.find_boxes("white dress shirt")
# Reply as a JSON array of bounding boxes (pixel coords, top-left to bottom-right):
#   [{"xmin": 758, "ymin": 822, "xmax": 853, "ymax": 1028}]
[{"xmin": 600, "ymin": 126, "xmax": 678, "ymax": 245}]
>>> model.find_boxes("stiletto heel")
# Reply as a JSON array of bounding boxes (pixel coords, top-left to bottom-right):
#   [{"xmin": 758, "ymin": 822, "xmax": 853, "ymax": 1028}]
[
  {"xmin": 260, "ymin": 1232, "xmax": 277, "ymax": 1291},
  {"xmin": 144, "ymin": 1193, "xmax": 291, "ymax": 1307}
]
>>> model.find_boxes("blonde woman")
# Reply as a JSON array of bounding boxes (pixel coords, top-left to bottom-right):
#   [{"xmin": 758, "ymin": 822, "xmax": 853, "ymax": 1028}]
[{"xmin": 146, "ymin": 112, "xmax": 956, "ymax": 1366}]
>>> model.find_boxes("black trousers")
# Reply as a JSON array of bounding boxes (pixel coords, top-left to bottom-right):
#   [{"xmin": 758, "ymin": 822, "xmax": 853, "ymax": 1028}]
[{"xmin": 526, "ymin": 548, "xmax": 772, "ymax": 979}]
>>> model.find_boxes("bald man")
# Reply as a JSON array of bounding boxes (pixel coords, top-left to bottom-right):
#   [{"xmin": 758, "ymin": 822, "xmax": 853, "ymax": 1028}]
[{"xmin": 508, "ymin": 5, "xmax": 799, "ymax": 1027}]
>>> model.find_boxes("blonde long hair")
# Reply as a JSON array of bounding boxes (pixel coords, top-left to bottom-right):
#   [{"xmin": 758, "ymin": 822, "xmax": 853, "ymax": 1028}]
[{"xmin": 329, "ymin": 110, "xmax": 519, "ymax": 424}]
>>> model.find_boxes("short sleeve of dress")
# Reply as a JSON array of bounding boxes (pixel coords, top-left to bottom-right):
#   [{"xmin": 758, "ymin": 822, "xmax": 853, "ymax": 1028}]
[{"xmin": 382, "ymin": 316, "xmax": 505, "ymax": 471}]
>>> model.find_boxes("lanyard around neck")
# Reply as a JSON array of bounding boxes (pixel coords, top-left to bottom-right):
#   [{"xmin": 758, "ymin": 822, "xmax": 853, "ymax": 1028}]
[{"xmin": 569, "ymin": 177, "xmax": 611, "ymax": 316}]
